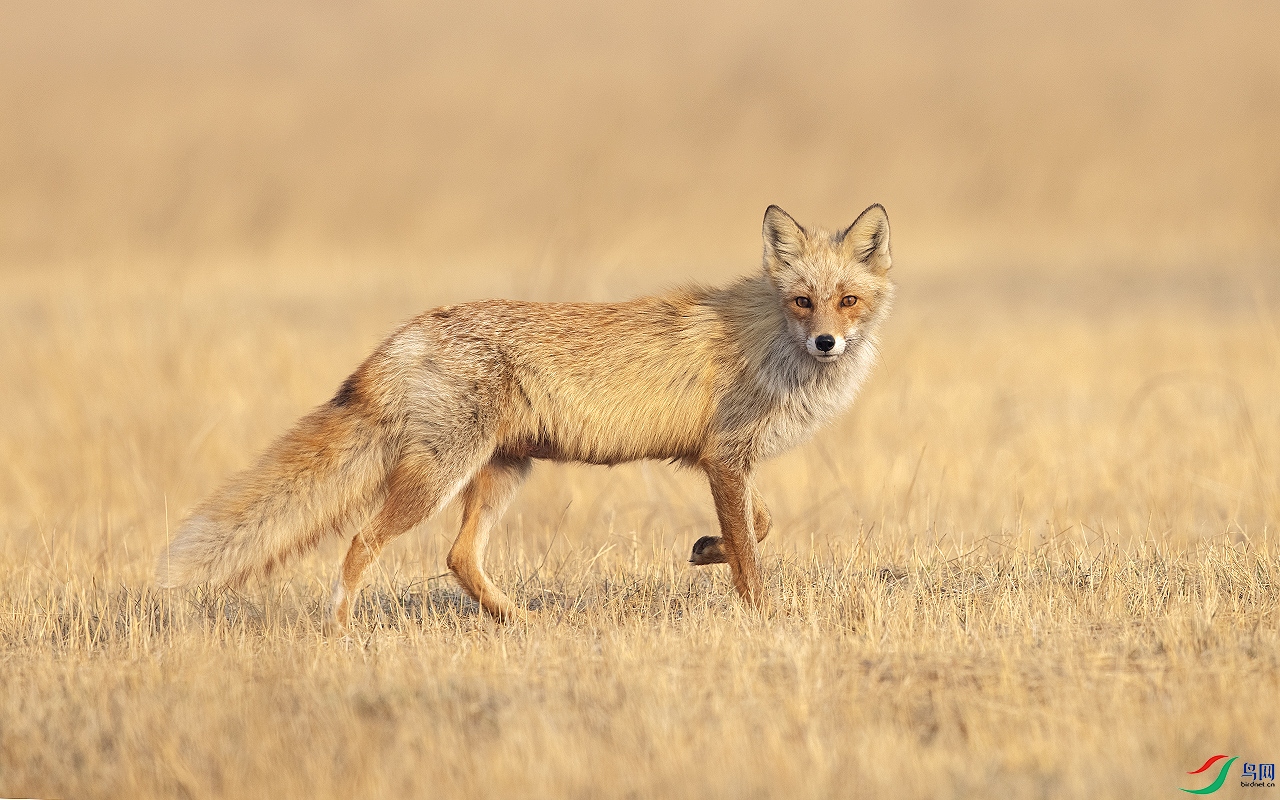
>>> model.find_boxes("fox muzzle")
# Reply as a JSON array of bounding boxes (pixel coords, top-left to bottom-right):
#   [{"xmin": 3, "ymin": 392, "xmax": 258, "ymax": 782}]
[{"xmin": 806, "ymin": 334, "xmax": 846, "ymax": 360}]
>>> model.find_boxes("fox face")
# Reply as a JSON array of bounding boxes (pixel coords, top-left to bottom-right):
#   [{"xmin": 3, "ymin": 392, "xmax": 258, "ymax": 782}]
[{"xmin": 762, "ymin": 204, "xmax": 893, "ymax": 363}]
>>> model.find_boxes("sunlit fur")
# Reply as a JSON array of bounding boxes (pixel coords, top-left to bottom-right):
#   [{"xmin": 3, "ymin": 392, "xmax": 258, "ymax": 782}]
[{"xmin": 156, "ymin": 204, "xmax": 895, "ymax": 629}]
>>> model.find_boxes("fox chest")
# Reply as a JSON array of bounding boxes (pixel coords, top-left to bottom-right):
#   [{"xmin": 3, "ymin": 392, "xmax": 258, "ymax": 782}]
[{"xmin": 748, "ymin": 364, "xmax": 867, "ymax": 460}]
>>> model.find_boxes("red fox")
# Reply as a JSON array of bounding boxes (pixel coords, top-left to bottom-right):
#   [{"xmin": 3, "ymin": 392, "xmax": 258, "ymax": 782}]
[{"xmin": 157, "ymin": 204, "xmax": 894, "ymax": 629}]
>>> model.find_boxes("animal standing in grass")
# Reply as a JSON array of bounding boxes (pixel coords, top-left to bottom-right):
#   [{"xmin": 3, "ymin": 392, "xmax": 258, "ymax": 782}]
[{"xmin": 157, "ymin": 204, "xmax": 895, "ymax": 629}]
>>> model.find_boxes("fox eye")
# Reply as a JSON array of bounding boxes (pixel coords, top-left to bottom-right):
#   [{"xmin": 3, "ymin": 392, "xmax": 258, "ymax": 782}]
[
  {"xmin": 794, "ymin": 296, "xmax": 812, "ymax": 309},
  {"xmin": 840, "ymin": 295, "xmax": 858, "ymax": 307}
]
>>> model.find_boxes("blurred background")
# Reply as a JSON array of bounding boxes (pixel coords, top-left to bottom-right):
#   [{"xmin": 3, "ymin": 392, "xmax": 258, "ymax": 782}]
[
  {"xmin": 1, "ymin": 0, "xmax": 1278, "ymax": 574},
  {"xmin": 4, "ymin": 0, "xmax": 1278, "ymax": 279}
]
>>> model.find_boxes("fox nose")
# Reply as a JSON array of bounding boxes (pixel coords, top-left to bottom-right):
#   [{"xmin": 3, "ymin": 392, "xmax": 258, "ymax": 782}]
[{"xmin": 815, "ymin": 334, "xmax": 836, "ymax": 352}]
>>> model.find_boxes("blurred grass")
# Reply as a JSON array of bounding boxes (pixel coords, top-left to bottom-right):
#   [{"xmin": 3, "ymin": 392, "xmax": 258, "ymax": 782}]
[
  {"xmin": 1, "ymin": 1, "xmax": 1278, "ymax": 798},
  {"xmin": 2, "ymin": 0, "xmax": 1278, "ymax": 274}
]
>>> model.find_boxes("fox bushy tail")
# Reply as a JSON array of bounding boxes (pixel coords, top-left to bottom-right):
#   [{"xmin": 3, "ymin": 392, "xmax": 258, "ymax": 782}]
[{"xmin": 156, "ymin": 403, "xmax": 393, "ymax": 589}]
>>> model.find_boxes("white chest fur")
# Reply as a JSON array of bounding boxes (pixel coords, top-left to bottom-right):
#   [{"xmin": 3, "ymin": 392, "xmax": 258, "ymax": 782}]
[{"xmin": 751, "ymin": 340, "xmax": 876, "ymax": 460}]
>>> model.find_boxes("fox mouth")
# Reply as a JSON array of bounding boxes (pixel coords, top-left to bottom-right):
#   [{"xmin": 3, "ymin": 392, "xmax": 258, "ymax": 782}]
[{"xmin": 805, "ymin": 334, "xmax": 847, "ymax": 361}]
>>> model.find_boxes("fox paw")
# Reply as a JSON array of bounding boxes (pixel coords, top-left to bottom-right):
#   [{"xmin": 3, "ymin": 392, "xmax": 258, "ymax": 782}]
[
  {"xmin": 321, "ymin": 614, "xmax": 349, "ymax": 639},
  {"xmin": 689, "ymin": 535, "xmax": 728, "ymax": 566}
]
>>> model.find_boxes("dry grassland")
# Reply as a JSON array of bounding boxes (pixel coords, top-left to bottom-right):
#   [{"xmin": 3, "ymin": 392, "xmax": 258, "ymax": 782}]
[{"xmin": 2, "ymin": 1, "xmax": 1279, "ymax": 798}]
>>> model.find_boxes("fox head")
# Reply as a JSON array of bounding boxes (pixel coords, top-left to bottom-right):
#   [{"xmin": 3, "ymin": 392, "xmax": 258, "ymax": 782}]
[{"xmin": 761, "ymin": 204, "xmax": 893, "ymax": 363}]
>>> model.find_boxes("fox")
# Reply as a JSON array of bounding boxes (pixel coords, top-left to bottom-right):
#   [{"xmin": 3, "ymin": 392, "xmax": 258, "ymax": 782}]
[{"xmin": 156, "ymin": 204, "xmax": 894, "ymax": 630}]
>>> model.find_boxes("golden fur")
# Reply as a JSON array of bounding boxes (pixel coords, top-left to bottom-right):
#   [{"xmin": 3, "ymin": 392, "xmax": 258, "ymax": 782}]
[{"xmin": 156, "ymin": 204, "xmax": 895, "ymax": 629}]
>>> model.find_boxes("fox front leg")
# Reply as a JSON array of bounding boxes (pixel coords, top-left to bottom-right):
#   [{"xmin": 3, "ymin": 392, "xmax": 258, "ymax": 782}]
[
  {"xmin": 701, "ymin": 463, "xmax": 765, "ymax": 604},
  {"xmin": 689, "ymin": 483, "xmax": 771, "ymax": 566}
]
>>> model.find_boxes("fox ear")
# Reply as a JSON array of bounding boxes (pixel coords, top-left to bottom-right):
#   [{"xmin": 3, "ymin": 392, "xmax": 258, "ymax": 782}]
[
  {"xmin": 762, "ymin": 205, "xmax": 806, "ymax": 274},
  {"xmin": 840, "ymin": 204, "xmax": 891, "ymax": 275}
]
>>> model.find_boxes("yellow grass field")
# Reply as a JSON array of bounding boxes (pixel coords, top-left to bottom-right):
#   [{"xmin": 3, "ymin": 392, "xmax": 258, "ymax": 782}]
[{"xmin": 2, "ymin": 1, "xmax": 1278, "ymax": 797}]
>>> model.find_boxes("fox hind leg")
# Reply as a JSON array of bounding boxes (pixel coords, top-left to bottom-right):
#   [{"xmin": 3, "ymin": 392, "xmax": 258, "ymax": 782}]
[
  {"xmin": 327, "ymin": 451, "xmax": 480, "ymax": 632},
  {"xmin": 689, "ymin": 483, "xmax": 770, "ymax": 566},
  {"xmin": 448, "ymin": 456, "xmax": 532, "ymax": 621}
]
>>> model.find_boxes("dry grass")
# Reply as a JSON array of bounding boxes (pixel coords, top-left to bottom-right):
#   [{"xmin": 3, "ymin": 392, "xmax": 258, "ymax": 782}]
[
  {"xmin": 2, "ymin": 1, "xmax": 1279, "ymax": 798},
  {"xmin": 3, "ymin": 539, "xmax": 1278, "ymax": 798}
]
